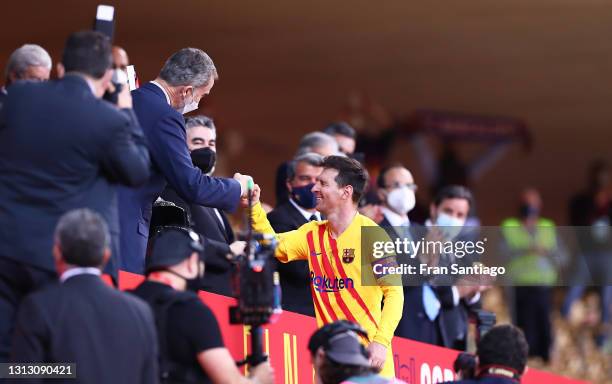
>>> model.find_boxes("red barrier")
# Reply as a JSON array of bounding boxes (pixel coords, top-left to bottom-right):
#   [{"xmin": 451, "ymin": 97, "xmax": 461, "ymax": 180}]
[{"xmin": 118, "ymin": 271, "xmax": 585, "ymax": 384}]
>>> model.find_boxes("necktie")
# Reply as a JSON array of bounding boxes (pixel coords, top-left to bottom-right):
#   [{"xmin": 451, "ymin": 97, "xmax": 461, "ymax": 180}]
[
  {"xmin": 309, "ymin": 214, "xmax": 318, "ymax": 221},
  {"xmin": 422, "ymin": 284, "xmax": 441, "ymax": 321}
]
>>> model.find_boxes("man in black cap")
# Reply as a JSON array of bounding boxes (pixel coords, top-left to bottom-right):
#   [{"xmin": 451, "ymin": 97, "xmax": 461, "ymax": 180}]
[
  {"xmin": 308, "ymin": 320, "xmax": 406, "ymax": 384},
  {"xmin": 130, "ymin": 226, "xmax": 273, "ymax": 384}
]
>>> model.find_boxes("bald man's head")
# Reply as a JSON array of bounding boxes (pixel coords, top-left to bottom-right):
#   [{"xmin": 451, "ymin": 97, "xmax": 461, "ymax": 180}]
[{"xmin": 112, "ymin": 46, "xmax": 129, "ymax": 72}]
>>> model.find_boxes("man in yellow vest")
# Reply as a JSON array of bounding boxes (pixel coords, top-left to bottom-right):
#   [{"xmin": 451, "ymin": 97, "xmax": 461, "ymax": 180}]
[{"xmin": 500, "ymin": 188, "xmax": 564, "ymax": 362}]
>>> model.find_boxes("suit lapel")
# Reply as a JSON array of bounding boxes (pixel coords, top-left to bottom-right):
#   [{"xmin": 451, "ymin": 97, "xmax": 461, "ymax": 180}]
[
  {"xmin": 219, "ymin": 210, "xmax": 234, "ymax": 243},
  {"xmin": 286, "ymin": 203, "xmax": 309, "ymax": 227},
  {"xmin": 202, "ymin": 207, "xmax": 228, "ymax": 242}
]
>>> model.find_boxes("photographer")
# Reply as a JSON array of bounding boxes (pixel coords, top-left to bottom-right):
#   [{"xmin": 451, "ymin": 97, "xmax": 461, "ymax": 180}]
[
  {"xmin": 0, "ymin": 30, "xmax": 150, "ymax": 361},
  {"xmin": 446, "ymin": 324, "xmax": 529, "ymax": 383},
  {"xmin": 308, "ymin": 320, "xmax": 407, "ymax": 384},
  {"xmin": 130, "ymin": 227, "xmax": 274, "ymax": 384}
]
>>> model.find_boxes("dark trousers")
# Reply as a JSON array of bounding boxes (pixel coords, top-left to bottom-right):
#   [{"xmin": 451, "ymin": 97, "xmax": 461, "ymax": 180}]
[
  {"xmin": 0, "ymin": 257, "xmax": 57, "ymax": 362},
  {"xmin": 514, "ymin": 286, "xmax": 552, "ymax": 361}
]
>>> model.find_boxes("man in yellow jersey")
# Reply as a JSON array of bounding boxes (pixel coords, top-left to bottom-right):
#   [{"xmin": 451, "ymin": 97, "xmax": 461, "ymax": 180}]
[{"xmin": 248, "ymin": 156, "xmax": 403, "ymax": 377}]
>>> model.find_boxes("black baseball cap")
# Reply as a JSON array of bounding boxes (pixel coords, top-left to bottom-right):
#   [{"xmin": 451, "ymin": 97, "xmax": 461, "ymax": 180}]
[
  {"xmin": 308, "ymin": 320, "xmax": 370, "ymax": 367},
  {"xmin": 145, "ymin": 226, "xmax": 205, "ymax": 273}
]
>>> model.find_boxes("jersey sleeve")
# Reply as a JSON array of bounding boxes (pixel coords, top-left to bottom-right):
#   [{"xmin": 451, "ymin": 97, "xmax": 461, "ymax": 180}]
[{"xmin": 251, "ymin": 202, "xmax": 310, "ymax": 262}]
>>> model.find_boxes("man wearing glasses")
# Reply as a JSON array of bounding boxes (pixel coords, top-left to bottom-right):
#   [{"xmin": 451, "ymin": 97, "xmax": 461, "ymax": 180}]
[{"xmin": 376, "ymin": 164, "xmax": 418, "ymax": 237}]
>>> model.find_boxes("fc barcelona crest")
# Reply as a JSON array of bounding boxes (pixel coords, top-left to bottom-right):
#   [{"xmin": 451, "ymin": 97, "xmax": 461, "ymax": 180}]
[{"xmin": 342, "ymin": 248, "xmax": 355, "ymax": 264}]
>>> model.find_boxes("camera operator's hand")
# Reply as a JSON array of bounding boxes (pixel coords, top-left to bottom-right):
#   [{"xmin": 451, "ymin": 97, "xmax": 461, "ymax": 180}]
[
  {"xmin": 228, "ymin": 241, "xmax": 247, "ymax": 258},
  {"xmin": 234, "ymin": 173, "xmax": 254, "ymax": 198},
  {"xmin": 367, "ymin": 341, "xmax": 387, "ymax": 371},
  {"xmin": 249, "ymin": 361, "xmax": 274, "ymax": 384},
  {"xmin": 116, "ymin": 83, "xmax": 133, "ymax": 109}
]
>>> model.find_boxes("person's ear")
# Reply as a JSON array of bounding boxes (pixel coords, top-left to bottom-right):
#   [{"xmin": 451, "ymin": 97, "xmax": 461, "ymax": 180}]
[
  {"xmin": 100, "ymin": 69, "xmax": 114, "ymax": 90},
  {"xmin": 377, "ymin": 188, "xmax": 387, "ymax": 203},
  {"xmin": 286, "ymin": 179, "xmax": 293, "ymax": 193},
  {"xmin": 316, "ymin": 348, "xmax": 326, "ymax": 365},
  {"xmin": 182, "ymin": 85, "xmax": 194, "ymax": 98},
  {"xmin": 101, "ymin": 247, "xmax": 111, "ymax": 268},
  {"xmin": 56, "ymin": 63, "xmax": 65, "ymax": 79},
  {"xmin": 343, "ymin": 185, "xmax": 353, "ymax": 201},
  {"xmin": 429, "ymin": 203, "xmax": 437, "ymax": 221},
  {"xmin": 53, "ymin": 243, "xmax": 62, "ymax": 265},
  {"xmin": 187, "ymin": 252, "xmax": 199, "ymax": 277},
  {"xmin": 53, "ymin": 243, "xmax": 65, "ymax": 276},
  {"xmin": 8, "ymin": 71, "xmax": 19, "ymax": 83}
]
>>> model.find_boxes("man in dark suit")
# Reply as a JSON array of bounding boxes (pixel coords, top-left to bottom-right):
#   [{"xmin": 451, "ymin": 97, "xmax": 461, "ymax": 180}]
[
  {"xmin": 0, "ymin": 31, "xmax": 150, "ymax": 361},
  {"xmin": 119, "ymin": 48, "xmax": 251, "ymax": 273},
  {"xmin": 375, "ymin": 168, "xmax": 483, "ymax": 349},
  {"xmin": 162, "ymin": 115, "xmax": 246, "ymax": 296},
  {"xmin": 11, "ymin": 209, "xmax": 158, "ymax": 384},
  {"xmin": 268, "ymin": 152, "xmax": 324, "ymax": 316},
  {"xmin": 0, "ymin": 44, "xmax": 52, "ymax": 111},
  {"xmin": 423, "ymin": 186, "xmax": 484, "ymax": 350},
  {"xmin": 374, "ymin": 164, "xmax": 438, "ymax": 343}
]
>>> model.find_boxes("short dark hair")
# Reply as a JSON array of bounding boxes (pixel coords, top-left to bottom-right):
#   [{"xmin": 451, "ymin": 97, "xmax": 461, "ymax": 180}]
[
  {"xmin": 376, "ymin": 163, "xmax": 406, "ymax": 189},
  {"xmin": 287, "ymin": 152, "xmax": 324, "ymax": 181},
  {"xmin": 322, "ymin": 156, "xmax": 368, "ymax": 203},
  {"xmin": 434, "ymin": 185, "xmax": 473, "ymax": 208},
  {"xmin": 62, "ymin": 31, "xmax": 112, "ymax": 79},
  {"xmin": 323, "ymin": 122, "xmax": 356, "ymax": 139},
  {"xmin": 54, "ymin": 208, "xmax": 110, "ymax": 267},
  {"xmin": 185, "ymin": 115, "xmax": 216, "ymax": 132},
  {"xmin": 477, "ymin": 325, "xmax": 529, "ymax": 375}
]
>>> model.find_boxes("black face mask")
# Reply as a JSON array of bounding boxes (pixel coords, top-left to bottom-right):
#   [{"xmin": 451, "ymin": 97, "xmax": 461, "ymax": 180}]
[
  {"xmin": 191, "ymin": 148, "xmax": 216, "ymax": 174},
  {"xmin": 185, "ymin": 262, "xmax": 205, "ymax": 293}
]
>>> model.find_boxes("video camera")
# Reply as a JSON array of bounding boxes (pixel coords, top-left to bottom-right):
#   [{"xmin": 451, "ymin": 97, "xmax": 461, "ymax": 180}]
[
  {"xmin": 229, "ymin": 181, "xmax": 282, "ymax": 367},
  {"xmin": 229, "ymin": 233, "xmax": 281, "ymax": 327},
  {"xmin": 470, "ymin": 309, "xmax": 496, "ymax": 342}
]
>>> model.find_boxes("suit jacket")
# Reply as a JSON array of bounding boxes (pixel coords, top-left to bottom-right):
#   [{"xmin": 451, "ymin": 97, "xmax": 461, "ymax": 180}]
[
  {"xmin": 0, "ymin": 76, "xmax": 150, "ymax": 277},
  {"xmin": 11, "ymin": 274, "xmax": 159, "ymax": 384},
  {"xmin": 267, "ymin": 201, "xmax": 315, "ymax": 316},
  {"xmin": 161, "ymin": 187, "xmax": 236, "ymax": 296},
  {"xmin": 380, "ymin": 217, "xmax": 479, "ymax": 349},
  {"xmin": 118, "ymin": 82, "xmax": 241, "ymax": 273}
]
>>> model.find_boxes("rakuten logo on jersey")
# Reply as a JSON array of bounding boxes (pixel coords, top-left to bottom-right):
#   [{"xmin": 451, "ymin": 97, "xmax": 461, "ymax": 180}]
[{"xmin": 310, "ymin": 272, "xmax": 354, "ymax": 293}]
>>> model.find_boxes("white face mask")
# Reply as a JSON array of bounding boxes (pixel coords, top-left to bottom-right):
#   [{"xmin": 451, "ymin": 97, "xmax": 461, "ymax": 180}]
[
  {"xmin": 387, "ymin": 186, "xmax": 415, "ymax": 215},
  {"xmin": 180, "ymin": 91, "xmax": 199, "ymax": 115},
  {"xmin": 435, "ymin": 212, "xmax": 465, "ymax": 239}
]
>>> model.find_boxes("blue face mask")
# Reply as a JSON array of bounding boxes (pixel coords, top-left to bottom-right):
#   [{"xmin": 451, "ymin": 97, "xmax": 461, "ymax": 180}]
[
  {"xmin": 290, "ymin": 183, "xmax": 317, "ymax": 209},
  {"xmin": 435, "ymin": 212, "xmax": 465, "ymax": 239}
]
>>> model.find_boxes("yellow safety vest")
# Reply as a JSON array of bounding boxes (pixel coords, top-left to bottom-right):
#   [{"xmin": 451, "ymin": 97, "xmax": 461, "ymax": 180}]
[{"xmin": 501, "ymin": 217, "xmax": 558, "ymax": 285}]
